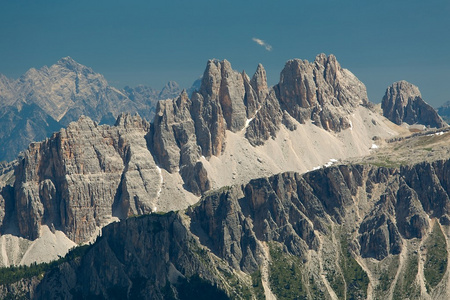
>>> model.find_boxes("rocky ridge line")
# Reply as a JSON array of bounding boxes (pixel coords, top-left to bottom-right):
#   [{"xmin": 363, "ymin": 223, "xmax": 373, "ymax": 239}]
[
  {"xmin": 0, "ymin": 54, "xmax": 397, "ymax": 259},
  {"xmin": 7, "ymin": 157, "xmax": 450, "ymax": 299}
]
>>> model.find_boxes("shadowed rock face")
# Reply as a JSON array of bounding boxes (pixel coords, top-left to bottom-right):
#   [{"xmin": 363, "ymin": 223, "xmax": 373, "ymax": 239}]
[
  {"xmin": 14, "ymin": 158, "xmax": 450, "ymax": 299},
  {"xmin": 381, "ymin": 80, "xmax": 447, "ymax": 128},
  {"xmin": 437, "ymin": 100, "xmax": 450, "ymax": 123}
]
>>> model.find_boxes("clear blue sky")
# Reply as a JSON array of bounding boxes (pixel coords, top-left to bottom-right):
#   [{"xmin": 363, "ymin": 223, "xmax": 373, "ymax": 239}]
[{"xmin": 1, "ymin": 0, "xmax": 449, "ymax": 106}]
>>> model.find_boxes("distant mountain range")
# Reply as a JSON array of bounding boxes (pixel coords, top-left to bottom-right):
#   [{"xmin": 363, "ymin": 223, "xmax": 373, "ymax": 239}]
[{"xmin": 0, "ymin": 57, "xmax": 195, "ymax": 162}]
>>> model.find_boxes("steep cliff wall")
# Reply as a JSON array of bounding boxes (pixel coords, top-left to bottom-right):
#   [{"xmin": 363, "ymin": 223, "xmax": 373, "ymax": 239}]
[{"xmin": 8, "ymin": 158, "xmax": 449, "ymax": 299}]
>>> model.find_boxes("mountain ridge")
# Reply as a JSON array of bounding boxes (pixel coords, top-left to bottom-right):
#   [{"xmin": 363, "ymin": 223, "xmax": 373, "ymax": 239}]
[
  {"xmin": 0, "ymin": 57, "xmax": 185, "ymax": 162},
  {"xmin": 3, "ymin": 54, "xmax": 449, "ymax": 299},
  {"xmin": 3, "ymin": 154, "xmax": 450, "ymax": 299}
]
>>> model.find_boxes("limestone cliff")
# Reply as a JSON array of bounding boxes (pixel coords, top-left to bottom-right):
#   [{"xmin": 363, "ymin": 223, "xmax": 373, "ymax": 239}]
[
  {"xmin": 382, "ymin": 80, "xmax": 446, "ymax": 128},
  {"xmin": 275, "ymin": 54, "xmax": 369, "ymax": 131},
  {"xmin": 1, "ymin": 54, "xmax": 399, "ymax": 246},
  {"xmin": 8, "ymin": 157, "xmax": 450, "ymax": 299},
  {"xmin": 6, "ymin": 114, "xmax": 195, "ymax": 244}
]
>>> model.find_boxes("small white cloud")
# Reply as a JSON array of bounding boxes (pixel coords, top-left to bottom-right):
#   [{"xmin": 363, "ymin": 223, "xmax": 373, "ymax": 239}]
[{"xmin": 252, "ymin": 37, "xmax": 272, "ymax": 51}]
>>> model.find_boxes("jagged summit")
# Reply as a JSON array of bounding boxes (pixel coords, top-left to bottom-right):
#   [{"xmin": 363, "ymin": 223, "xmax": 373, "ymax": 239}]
[
  {"xmin": 275, "ymin": 53, "xmax": 369, "ymax": 131},
  {"xmin": 0, "ymin": 53, "xmax": 401, "ymax": 269},
  {"xmin": 382, "ymin": 80, "xmax": 446, "ymax": 128}
]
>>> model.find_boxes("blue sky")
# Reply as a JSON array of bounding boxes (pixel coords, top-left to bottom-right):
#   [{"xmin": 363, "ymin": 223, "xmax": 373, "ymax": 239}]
[{"xmin": 1, "ymin": 0, "xmax": 449, "ymax": 106}]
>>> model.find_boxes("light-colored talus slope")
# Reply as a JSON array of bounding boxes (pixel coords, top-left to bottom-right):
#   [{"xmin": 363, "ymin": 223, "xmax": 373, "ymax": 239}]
[
  {"xmin": 152, "ymin": 54, "xmax": 402, "ymax": 190},
  {"xmin": 0, "ymin": 54, "xmax": 403, "ymax": 267}
]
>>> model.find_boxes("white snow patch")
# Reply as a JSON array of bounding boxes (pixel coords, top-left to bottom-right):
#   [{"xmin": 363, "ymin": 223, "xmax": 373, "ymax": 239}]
[
  {"xmin": 313, "ymin": 166, "xmax": 321, "ymax": 171},
  {"xmin": 436, "ymin": 131, "xmax": 444, "ymax": 136},
  {"xmin": 371, "ymin": 144, "xmax": 379, "ymax": 149},
  {"xmin": 244, "ymin": 117, "xmax": 255, "ymax": 129},
  {"xmin": 156, "ymin": 166, "xmax": 163, "ymax": 198},
  {"xmin": 330, "ymin": 158, "xmax": 338, "ymax": 163},
  {"xmin": 244, "ymin": 107, "xmax": 261, "ymax": 129}
]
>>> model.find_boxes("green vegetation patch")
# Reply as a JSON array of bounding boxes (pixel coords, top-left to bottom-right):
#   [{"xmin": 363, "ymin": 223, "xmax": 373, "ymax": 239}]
[
  {"xmin": 393, "ymin": 251, "xmax": 420, "ymax": 299},
  {"xmin": 177, "ymin": 275, "xmax": 229, "ymax": 300},
  {"xmin": 268, "ymin": 243, "xmax": 308, "ymax": 300},
  {"xmin": 340, "ymin": 237, "xmax": 370, "ymax": 300},
  {"xmin": 0, "ymin": 244, "xmax": 91, "ymax": 285},
  {"xmin": 424, "ymin": 221, "xmax": 448, "ymax": 291},
  {"xmin": 374, "ymin": 255, "xmax": 399, "ymax": 297},
  {"xmin": 325, "ymin": 267, "xmax": 345, "ymax": 299},
  {"xmin": 251, "ymin": 270, "xmax": 266, "ymax": 300}
]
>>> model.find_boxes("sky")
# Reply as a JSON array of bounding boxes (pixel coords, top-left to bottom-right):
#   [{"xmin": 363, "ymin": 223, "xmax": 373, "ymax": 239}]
[{"xmin": 1, "ymin": 0, "xmax": 449, "ymax": 107}]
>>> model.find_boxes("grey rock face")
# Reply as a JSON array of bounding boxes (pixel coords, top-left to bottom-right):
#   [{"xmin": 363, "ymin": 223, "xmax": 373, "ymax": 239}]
[
  {"xmin": 9, "ymin": 114, "xmax": 168, "ymax": 243},
  {"xmin": 122, "ymin": 85, "xmax": 159, "ymax": 122},
  {"xmin": 151, "ymin": 91, "xmax": 197, "ymax": 173},
  {"xmin": 245, "ymin": 90, "xmax": 283, "ymax": 145},
  {"xmin": 150, "ymin": 91, "xmax": 210, "ymax": 195},
  {"xmin": 0, "ymin": 54, "xmax": 384, "ymax": 247},
  {"xmin": 275, "ymin": 53, "xmax": 368, "ymax": 131},
  {"xmin": 437, "ymin": 100, "xmax": 450, "ymax": 123},
  {"xmin": 0, "ymin": 103, "xmax": 61, "ymax": 163},
  {"xmin": 159, "ymin": 81, "xmax": 182, "ymax": 100},
  {"xmin": 382, "ymin": 80, "xmax": 446, "ymax": 128},
  {"xmin": 15, "ymin": 57, "xmax": 135, "ymax": 125},
  {"xmin": 16, "ymin": 158, "xmax": 450, "ymax": 299}
]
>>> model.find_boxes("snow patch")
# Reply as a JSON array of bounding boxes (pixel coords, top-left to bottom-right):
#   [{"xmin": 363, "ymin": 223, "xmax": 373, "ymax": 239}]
[
  {"xmin": 244, "ymin": 107, "xmax": 261, "ymax": 130},
  {"xmin": 156, "ymin": 166, "xmax": 163, "ymax": 198},
  {"xmin": 244, "ymin": 117, "xmax": 254, "ymax": 129},
  {"xmin": 371, "ymin": 144, "xmax": 379, "ymax": 149}
]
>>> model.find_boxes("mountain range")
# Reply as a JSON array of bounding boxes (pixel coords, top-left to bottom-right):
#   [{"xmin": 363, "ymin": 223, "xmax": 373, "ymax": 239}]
[
  {"xmin": 0, "ymin": 54, "xmax": 449, "ymax": 299},
  {"xmin": 0, "ymin": 57, "xmax": 186, "ymax": 162}
]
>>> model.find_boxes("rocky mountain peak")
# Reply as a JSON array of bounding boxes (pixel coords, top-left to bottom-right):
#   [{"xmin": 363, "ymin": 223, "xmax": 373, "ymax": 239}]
[
  {"xmin": 114, "ymin": 113, "xmax": 150, "ymax": 131},
  {"xmin": 275, "ymin": 53, "xmax": 367, "ymax": 131},
  {"xmin": 382, "ymin": 80, "xmax": 446, "ymax": 128},
  {"xmin": 56, "ymin": 56, "xmax": 83, "ymax": 69},
  {"xmin": 385, "ymin": 80, "xmax": 422, "ymax": 104},
  {"xmin": 200, "ymin": 59, "xmax": 228, "ymax": 96},
  {"xmin": 250, "ymin": 63, "xmax": 269, "ymax": 100},
  {"xmin": 159, "ymin": 80, "xmax": 181, "ymax": 99}
]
